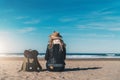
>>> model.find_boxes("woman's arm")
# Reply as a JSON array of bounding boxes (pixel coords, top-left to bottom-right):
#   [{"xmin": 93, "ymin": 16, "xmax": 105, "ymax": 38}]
[
  {"xmin": 45, "ymin": 45, "xmax": 49, "ymax": 60},
  {"xmin": 63, "ymin": 46, "xmax": 66, "ymax": 60}
]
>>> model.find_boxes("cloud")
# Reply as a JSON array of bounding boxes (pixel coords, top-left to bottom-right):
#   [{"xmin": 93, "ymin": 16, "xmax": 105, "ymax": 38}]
[
  {"xmin": 18, "ymin": 27, "xmax": 36, "ymax": 33},
  {"xmin": 82, "ymin": 7, "xmax": 115, "ymax": 21},
  {"xmin": 108, "ymin": 27, "xmax": 120, "ymax": 31},
  {"xmin": 77, "ymin": 23, "xmax": 107, "ymax": 30},
  {"xmin": 3, "ymin": 9, "xmax": 14, "ymax": 13},
  {"xmin": 59, "ymin": 17, "xmax": 77, "ymax": 22},
  {"xmin": 23, "ymin": 19, "xmax": 40, "ymax": 24},
  {"xmin": 77, "ymin": 24, "xmax": 104, "ymax": 30},
  {"xmin": 77, "ymin": 20, "xmax": 120, "ymax": 31},
  {"xmin": 79, "ymin": 33, "xmax": 115, "ymax": 38},
  {"xmin": 0, "ymin": 31, "xmax": 11, "ymax": 36},
  {"xmin": 77, "ymin": 7, "xmax": 120, "ymax": 31},
  {"xmin": 62, "ymin": 30, "xmax": 115, "ymax": 38},
  {"xmin": 91, "ymin": 7, "xmax": 114, "ymax": 16},
  {"xmin": 67, "ymin": 7, "xmax": 119, "ymax": 31},
  {"xmin": 16, "ymin": 16, "xmax": 29, "ymax": 19},
  {"xmin": 0, "ymin": 31, "xmax": 9, "ymax": 34},
  {"xmin": 103, "ymin": 16, "xmax": 120, "ymax": 22}
]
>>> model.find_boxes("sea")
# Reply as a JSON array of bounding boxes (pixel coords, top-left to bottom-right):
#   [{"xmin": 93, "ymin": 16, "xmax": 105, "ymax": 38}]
[{"xmin": 0, "ymin": 53, "xmax": 120, "ymax": 59}]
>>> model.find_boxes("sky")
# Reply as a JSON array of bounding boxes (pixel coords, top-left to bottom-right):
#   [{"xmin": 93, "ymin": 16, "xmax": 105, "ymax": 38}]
[{"xmin": 0, "ymin": 0, "xmax": 120, "ymax": 53}]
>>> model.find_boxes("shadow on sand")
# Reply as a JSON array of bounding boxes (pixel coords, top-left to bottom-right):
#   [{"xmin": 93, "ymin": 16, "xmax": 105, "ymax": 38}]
[
  {"xmin": 19, "ymin": 67, "xmax": 102, "ymax": 72},
  {"xmin": 64, "ymin": 67, "xmax": 102, "ymax": 72},
  {"xmin": 41, "ymin": 67, "xmax": 102, "ymax": 72}
]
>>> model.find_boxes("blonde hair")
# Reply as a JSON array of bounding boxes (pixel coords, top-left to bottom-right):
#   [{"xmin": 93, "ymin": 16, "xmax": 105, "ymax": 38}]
[{"xmin": 48, "ymin": 39, "xmax": 66, "ymax": 50}]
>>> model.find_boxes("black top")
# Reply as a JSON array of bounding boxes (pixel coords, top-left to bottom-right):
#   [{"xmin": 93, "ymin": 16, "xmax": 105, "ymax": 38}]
[{"xmin": 45, "ymin": 44, "xmax": 66, "ymax": 65}]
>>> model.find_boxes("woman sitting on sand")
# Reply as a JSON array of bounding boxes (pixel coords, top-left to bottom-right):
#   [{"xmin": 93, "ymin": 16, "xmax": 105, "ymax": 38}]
[{"xmin": 45, "ymin": 31, "xmax": 66, "ymax": 71}]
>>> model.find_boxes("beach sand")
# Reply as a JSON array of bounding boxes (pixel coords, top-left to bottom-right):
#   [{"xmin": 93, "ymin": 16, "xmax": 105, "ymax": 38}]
[{"xmin": 0, "ymin": 57, "xmax": 120, "ymax": 80}]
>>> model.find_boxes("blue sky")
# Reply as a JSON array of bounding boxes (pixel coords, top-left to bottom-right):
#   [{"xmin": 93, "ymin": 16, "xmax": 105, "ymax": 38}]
[{"xmin": 0, "ymin": 0, "xmax": 120, "ymax": 53}]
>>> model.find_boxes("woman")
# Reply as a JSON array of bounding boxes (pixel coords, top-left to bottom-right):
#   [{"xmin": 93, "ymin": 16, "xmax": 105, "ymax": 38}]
[{"xmin": 45, "ymin": 31, "xmax": 66, "ymax": 71}]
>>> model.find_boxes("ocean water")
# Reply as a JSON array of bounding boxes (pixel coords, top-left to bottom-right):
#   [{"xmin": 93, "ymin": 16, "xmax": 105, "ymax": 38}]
[{"xmin": 0, "ymin": 53, "xmax": 120, "ymax": 59}]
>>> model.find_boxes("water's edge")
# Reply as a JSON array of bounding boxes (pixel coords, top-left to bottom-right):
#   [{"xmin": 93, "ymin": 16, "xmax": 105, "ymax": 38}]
[{"xmin": 0, "ymin": 53, "xmax": 120, "ymax": 58}]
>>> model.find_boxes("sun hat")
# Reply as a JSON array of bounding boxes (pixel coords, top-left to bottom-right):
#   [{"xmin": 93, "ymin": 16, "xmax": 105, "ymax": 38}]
[{"xmin": 49, "ymin": 31, "xmax": 62, "ymax": 39}]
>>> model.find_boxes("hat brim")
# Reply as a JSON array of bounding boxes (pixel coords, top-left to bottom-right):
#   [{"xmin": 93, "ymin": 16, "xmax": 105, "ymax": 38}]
[{"xmin": 50, "ymin": 36, "xmax": 62, "ymax": 39}]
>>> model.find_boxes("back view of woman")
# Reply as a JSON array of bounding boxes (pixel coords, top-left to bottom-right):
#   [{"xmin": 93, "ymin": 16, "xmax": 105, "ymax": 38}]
[{"xmin": 45, "ymin": 31, "xmax": 66, "ymax": 71}]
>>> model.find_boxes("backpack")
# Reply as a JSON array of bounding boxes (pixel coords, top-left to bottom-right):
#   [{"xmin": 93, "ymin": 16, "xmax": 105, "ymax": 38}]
[{"xmin": 21, "ymin": 50, "xmax": 42, "ymax": 72}]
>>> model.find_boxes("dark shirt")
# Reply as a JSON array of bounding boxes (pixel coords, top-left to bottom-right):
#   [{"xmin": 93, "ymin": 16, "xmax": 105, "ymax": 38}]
[{"xmin": 45, "ymin": 44, "xmax": 66, "ymax": 65}]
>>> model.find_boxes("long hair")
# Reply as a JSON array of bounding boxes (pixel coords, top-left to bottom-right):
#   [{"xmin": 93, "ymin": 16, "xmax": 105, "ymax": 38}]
[{"xmin": 48, "ymin": 39, "xmax": 66, "ymax": 50}]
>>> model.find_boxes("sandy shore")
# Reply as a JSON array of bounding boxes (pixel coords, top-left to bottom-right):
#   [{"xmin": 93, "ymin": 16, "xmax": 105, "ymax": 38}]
[{"xmin": 0, "ymin": 57, "xmax": 120, "ymax": 80}]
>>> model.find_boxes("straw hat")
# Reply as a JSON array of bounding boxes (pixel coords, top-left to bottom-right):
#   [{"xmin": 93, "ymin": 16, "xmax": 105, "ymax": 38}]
[{"xmin": 49, "ymin": 31, "xmax": 62, "ymax": 39}]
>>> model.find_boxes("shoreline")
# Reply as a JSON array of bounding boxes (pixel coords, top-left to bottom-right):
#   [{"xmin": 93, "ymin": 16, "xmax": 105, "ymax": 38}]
[{"xmin": 0, "ymin": 57, "xmax": 120, "ymax": 61}]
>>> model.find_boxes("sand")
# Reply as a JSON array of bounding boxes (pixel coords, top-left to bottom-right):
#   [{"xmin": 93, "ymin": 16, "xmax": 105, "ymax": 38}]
[{"xmin": 0, "ymin": 57, "xmax": 120, "ymax": 80}]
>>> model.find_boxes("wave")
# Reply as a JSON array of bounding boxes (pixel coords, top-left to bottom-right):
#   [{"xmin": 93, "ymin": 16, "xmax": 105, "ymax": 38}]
[{"xmin": 0, "ymin": 53, "xmax": 120, "ymax": 58}]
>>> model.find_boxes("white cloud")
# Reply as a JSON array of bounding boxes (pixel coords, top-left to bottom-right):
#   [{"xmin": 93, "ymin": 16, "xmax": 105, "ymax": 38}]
[
  {"xmin": 3, "ymin": 9, "xmax": 14, "ymax": 13},
  {"xmin": 59, "ymin": 18, "xmax": 77, "ymax": 22},
  {"xmin": 72, "ymin": 7, "xmax": 120, "ymax": 31},
  {"xmin": 16, "ymin": 16, "xmax": 29, "ymax": 19},
  {"xmin": 81, "ymin": 7, "xmax": 115, "ymax": 21},
  {"xmin": 0, "ymin": 31, "xmax": 10, "ymax": 35},
  {"xmin": 24, "ymin": 19, "xmax": 40, "ymax": 24},
  {"xmin": 0, "ymin": 31, "xmax": 14, "ymax": 37},
  {"xmin": 77, "ymin": 21, "xmax": 120, "ymax": 31},
  {"xmin": 108, "ymin": 27, "xmax": 120, "ymax": 31},
  {"xmin": 79, "ymin": 33, "xmax": 115, "ymax": 38},
  {"xmin": 61, "ymin": 32, "xmax": 115, "ymax": 38},
  {"xmin": 18, "ymin": 27, "xmax": 36, "ymax": 33},
  {"xmin": 77, "ymin": 24, "xmax": 105, "ymax": 30},
  {"xmin": 91, "ymin": 7, "xmax": 114, "ymax": 16},
  {"xmin": 103, "ymin": 16, "xmax": 120, "ymax": 21}
]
